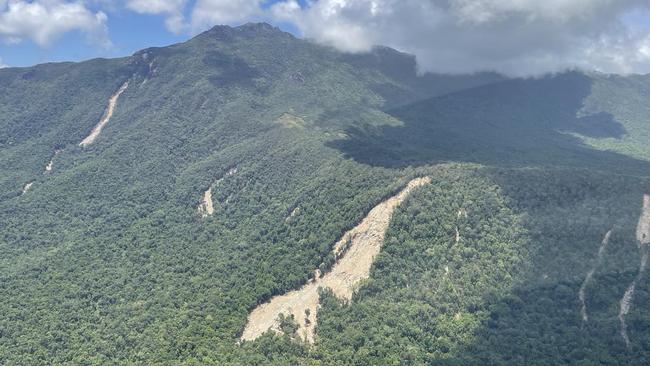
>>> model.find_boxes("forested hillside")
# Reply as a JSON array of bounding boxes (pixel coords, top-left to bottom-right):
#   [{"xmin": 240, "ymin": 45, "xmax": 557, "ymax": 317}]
[{"xmin": 1, "ymin": 23, "xmax": 650, "ymax": 365}]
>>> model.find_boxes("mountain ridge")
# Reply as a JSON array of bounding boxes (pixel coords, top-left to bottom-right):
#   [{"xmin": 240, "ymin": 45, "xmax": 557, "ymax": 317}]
[{"xmin": 2, "ymin": 22, "xmax": 650, "ymax": 365}]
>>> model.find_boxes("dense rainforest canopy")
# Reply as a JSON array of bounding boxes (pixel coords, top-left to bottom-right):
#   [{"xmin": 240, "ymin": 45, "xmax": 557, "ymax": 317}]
[{"xmin": 2, "ymin": 23, "xmax": 650, "ymax": 365}]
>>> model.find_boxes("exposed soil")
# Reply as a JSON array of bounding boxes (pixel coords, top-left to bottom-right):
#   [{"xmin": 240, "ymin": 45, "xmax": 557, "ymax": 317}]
[
  {"xmin": 619, "ymin": 248, "xmax": 648, "ymax": 348},
  {"xmin": 44, "ymin": 149, "xmax": 63, "ymax": 173},
  {"xmin": 579, "ymin": 230, "xmax": 612, "ymax": 323},
  {"xmin": 285, "ymin": 207, "xmax": 300, "ymax": 222},
  {"xmin": 240, "ymin": 177, "xmax": 431, "ymax": 343},
  {"xmin": 457, "ymin": 208, "xmax": 468, "ymax": 219},
  {"xmin": 276, "ymin": 113, "xmax": 305, "ymax": 128},
  {"xmin": 198, "ymin": 168, "xmax": 237, "ymax": 218},
  {"xmin": 198, "ymin": 187, "xmax": 215, "ymax": 217},
  {"xmin": 636, "ymin": 194, "xmax": 650, "ymax": 244},
  {"xmin": 79, "ymin": 82, "xmax": 129, "ymax": 147},
  {"xmin": 455, "ymin": 208, "xmax": 467, "ymax": 244},
  {"xmin": 22, "ymin": 182, "xmax": 33, "ymax": 195},
  {"xmin": 141, "ymin": 61, "xmax": 155, "ymax": 86},
  {"xmin": 619, "ymin": 194, "xmax": 650, "ymax": 347}
]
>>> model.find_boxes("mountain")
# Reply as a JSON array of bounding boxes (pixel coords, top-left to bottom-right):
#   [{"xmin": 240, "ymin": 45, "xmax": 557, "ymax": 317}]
[{"xmin": 1, "ymin": 23, "xmax": 650, "ymax": 365}]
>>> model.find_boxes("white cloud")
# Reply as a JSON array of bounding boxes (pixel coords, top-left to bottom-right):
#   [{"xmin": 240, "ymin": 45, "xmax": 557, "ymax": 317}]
[
  {"xmin": 0, "ymin": 56, "xmax": 7, "ymax": 68},
  {"xmin": 126, "ymin": 0, "xmax": 184, "ymax": 14},
  {"xmin": 120, "ymin": 0, "xmax": 265, "ymax": 34},
  {"xmin": 122, "ymin": 0, "xmax": 264, "ymax": 34},
  {"xmin": 125, "ymin": 0, "xmax": 188, "ymax": 33},
  {"xmin": 0, "ymin": 0, "xmax": 110, "ymax": 47},
  {"xmin": 5, "ymin": 0, "xmax": 650, "ymax": 76},
  {"xmin": 190, "ymin": 0, "xmax": 263, "ymax": 31},
  {"xmin": 269, "ymin": 0, "xmax": 650, "ymax": 76}
]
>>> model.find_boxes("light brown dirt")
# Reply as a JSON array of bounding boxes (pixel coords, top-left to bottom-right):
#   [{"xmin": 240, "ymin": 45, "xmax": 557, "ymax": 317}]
[
  {"xmin": 79, "ymin": 82, "xmax": 129, "ymax": 147},
  {"xmin": 619, "ymin": 194, "xmax": 650, "ymax": 347},
  {"xmin": 198, "ymin": 187, "xmax": 215, "ymax": 217},
  {"xmin": 454, "ymin": 208, "xmax": 467, "ymax": 244},
  {"xmin": 619, "ymin": 248, "xmax": 647, "ymax": 348},
  {"xmin": 44, "ymin": 149, "xmax": 63, "ymax": 173},
  {"xmin": 636, "ymin": 194, "xmax": 650, "ymax": 244},
  {"xmin": 198, "ymin": 168, "xmax": 237, "ymax": 218},
  {"xmin": 141, "ymin": 61, "xmax": 155, "ymax": 86},
  {"xmin": 579, "ymin": 230, "xmax": 612, "ymax": 323},
  {"xmin": 276, "ymin": 113, "xmax": 305, "ymax": 128},
  {"xmin": 22, "ymin": 182, "xmax": 33, "ymax": 195},
  {"xmin": 285, "ymin": 207, "xmax": 301, "ymax": 222},
  {"xmin": 240, "ymin": 177, "xmax": 431, "ymax": 343}
]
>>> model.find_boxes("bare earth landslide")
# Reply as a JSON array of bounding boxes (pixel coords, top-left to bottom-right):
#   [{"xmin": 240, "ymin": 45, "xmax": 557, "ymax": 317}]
[
  {"xmin": 579, "ymin": 230, "xmax": 612, "ymax": 323},
  {"xmin": 21, "ymin": 182, "xmax": 33, "ymax": 195},
  {"xmin": 197, "ymin": 168, "xmax": 237, "ymax": 218},
  {"xmin": 79, "ymin": 82, "xmax": 129, "ymax": 147},
  {"xmin": 241, "ymin": 176, "xmax": 431, "ymax": 343},
  {"xmin": 619, "ymin": 194, "xmax": 650, "ymax": 347},
  {"xmin": 198, "ymin": 187, "xmax": 215, "ymax": 217}
]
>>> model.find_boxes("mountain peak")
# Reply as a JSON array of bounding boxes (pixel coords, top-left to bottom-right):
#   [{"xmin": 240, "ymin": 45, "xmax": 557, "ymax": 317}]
[
  {"xmin": 204, "ymin": 22, "xmax": 288, "ymax": 38},
  {"xmin": 237, "ymin": 22, "xmax": 280, "ymax": 32}
]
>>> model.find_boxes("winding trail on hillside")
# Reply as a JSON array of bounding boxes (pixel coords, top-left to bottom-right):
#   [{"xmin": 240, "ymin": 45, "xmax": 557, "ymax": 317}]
[
  {"xmin": 240, "ymin": 177, "xmax": 431, "ymax": 343},
  {"xmin": 579, "ymin": 229, "xmax": 612, "ymax": 323},
  {"xmin": 619, "ymin": 194, "xmax": 650, "ymax": 348},
  {"xmin": 79, "ymin": 82, "xmax": 129, "ymax": 147}
]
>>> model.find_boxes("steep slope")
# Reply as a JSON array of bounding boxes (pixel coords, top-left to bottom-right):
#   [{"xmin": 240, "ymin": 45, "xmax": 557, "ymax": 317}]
[
  {"xmin": 0, "ymin": 58, "xmax": 134, "ymax": 200},
  {"xmin": 79, "ymin": 81, "xmax": 130, "ymax": 147},
  {"xmin": 2, "ymin": 22, "xmax": 650, "ymax": 366},
  {"xmin": 0, "ymin": 23, "xmax": 460, "ymax": 365},
  {"xmin": 315, "ymin": 168, "xmax": 650, "ymax": 365},
  {"xmin": 241, "ymin": 177, "xmax": 430, "ymax": 343}
]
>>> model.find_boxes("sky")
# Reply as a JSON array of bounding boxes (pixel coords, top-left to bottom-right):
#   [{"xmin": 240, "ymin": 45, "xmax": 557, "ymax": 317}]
[{"xmin": 1, "ymin": 0, "xmax": 650, "ymax": 76}]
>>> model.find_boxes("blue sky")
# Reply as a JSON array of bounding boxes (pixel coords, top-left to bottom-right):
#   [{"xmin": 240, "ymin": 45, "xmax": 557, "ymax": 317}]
[
  {"xmin": 0, "ymin": 0, "xmax": 303, "ymax": 67},
  {"xmin": 1, "ymin": 1, "xmax": 650, "ymax": 76},
  {"xmin": 1, "ymin": 13, "xmax": 178, "ymax": 66}
]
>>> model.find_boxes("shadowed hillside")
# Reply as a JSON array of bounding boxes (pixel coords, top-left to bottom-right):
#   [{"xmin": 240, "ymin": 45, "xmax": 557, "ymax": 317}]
[{"xmin": 328, "ymin": 72, "xmax": 650, "ymax": 176}]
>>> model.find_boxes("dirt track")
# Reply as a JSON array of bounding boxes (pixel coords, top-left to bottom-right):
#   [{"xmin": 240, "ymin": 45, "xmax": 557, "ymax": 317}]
[{"xmin": 240, "ymin": 177, "xmax": 431, "ymax": 343}]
